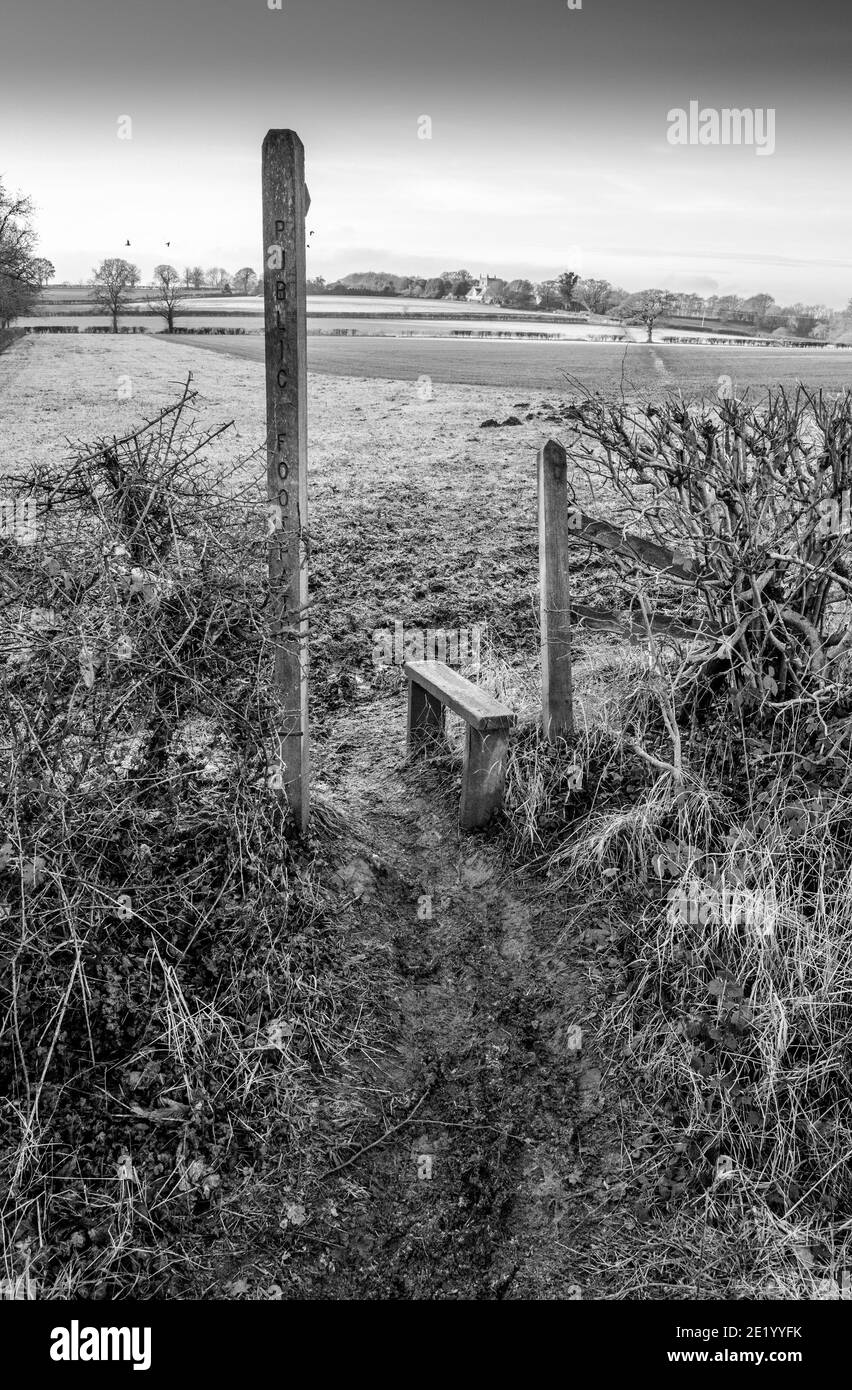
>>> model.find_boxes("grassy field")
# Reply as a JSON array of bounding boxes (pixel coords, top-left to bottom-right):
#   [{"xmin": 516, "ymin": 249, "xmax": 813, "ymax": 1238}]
[{"xmin": 159, "ymin": 332, "xmax": 852, "ymax": 394}]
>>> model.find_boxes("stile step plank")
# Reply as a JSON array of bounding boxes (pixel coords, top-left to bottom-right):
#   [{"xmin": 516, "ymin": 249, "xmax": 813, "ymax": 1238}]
[
  {"xmin": 407, "ymin": 679, "xmax": 444, "ymax": 752},
  {"xmin": 404, "ymin": 660, "xmax": 515, "ymax": 830},
  {"xmin": 403, "ymin": 660, "xmax": 514, "ymax": 732},
  {"xmin": 459, "ymin": 726, "xmax": 511, "ymax": 830}
]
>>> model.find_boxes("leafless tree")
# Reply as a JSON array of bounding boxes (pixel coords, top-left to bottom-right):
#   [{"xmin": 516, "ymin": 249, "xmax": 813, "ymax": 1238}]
[
  {"xmin": 148, "ymin": 263, "xmax": 185, "ymax": 333},
  {"xmin": 614, "ymin": 288, "xmax": 675, "ymax": 342},
  {"xmin": 91, "ymin": 257, "xmax": 140, "ymax": 332}
]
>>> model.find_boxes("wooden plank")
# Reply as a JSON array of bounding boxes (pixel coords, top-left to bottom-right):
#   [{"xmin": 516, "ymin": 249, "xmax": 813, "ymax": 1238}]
[
  {"xmin": 262, "ymin": 129, "xmax": 310, "ymax": 833},
  {"xmin": 571, "ymin": 601, "xmax": 712, "ymax": 642},
  {"xmin": 407, "ymin": 680, "xmax": 444, "ymax": 754},
  {"xmin": 403, "ymin": 660, "xmax": 514, "ymax": 732},
  {"xmin": 538, "ymin": 439, "xmax": 574, "ymax": 740},
  {"xmin": 459, "ymin": 728, "xmax": 510, "ymax": 830},
  {"xmin": 565, "ymin": 507, "xmax": 698, "ymax": 583}
]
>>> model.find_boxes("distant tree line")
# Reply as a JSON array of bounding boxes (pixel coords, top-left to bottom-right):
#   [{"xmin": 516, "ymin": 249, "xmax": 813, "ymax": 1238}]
[
  {"xmin": 304, "ymin": 268, "xmax": 596, "ymax": 310},
  {"xmin": 302, "ymin": 271, "xmax": 837, "ymax": 341},
  {"xmin": 659, "ymin": 291, "xmax": 835, "ymax": 340},
  {"xmin": 0, "ymin": 169, "xmax": 843, "ymax": 344},
  {"xmin": 66, "ymin": 256, "xmax": 847, "ymax": 341},
  {"xmin": 77, "ymin": 259, "xmax": 848, "ymax": 342},
  {"xmin": 86, "ymin": 261, "xmax": 266, "ymax": 332},
  {"xmin": 304, "ymin": 268, "xmax": 629, "ymax": 315}
]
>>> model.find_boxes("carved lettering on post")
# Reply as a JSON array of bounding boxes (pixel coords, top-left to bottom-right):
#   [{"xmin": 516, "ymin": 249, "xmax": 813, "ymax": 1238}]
[{"xmin": 262, "ymin": 129, "xmax": 310, "ymax": 831}]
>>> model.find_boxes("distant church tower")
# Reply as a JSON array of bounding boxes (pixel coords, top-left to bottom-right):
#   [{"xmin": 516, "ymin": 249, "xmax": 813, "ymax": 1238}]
[{"xmin": 467, "ymin": 272, "xmax": 502, "ymax": 303}]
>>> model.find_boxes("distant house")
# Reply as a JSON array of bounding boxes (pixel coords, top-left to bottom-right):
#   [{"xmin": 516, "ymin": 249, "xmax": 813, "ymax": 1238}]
[{"xmin": 466, "ymin": 274, "xmax": 505, "ymax": 305}]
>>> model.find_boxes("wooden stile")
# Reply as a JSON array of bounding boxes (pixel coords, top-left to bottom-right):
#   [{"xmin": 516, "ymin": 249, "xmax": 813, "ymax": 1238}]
[{"xmin": 404, "ymin": 660, "xmax": 515, "ymax": 829}]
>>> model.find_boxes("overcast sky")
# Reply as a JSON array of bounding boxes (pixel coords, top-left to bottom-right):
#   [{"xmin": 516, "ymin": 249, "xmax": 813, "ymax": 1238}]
[{"xmin": 2, "ymin": 0, "xmax": 851, "ymax": 304}]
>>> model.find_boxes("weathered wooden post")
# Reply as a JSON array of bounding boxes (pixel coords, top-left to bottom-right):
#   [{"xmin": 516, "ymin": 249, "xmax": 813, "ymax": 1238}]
[
  {"xmin": 262, "ymin": 129, "xmax": 310, "ymax": 831},
  {"xmin": 538, "ymin": 439, "xmax": 574, "ymax": 740}
]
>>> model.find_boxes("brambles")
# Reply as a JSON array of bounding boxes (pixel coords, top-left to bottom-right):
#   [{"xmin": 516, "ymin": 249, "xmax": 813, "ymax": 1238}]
[
  {"xmin": 565, "ymin": 385, "xmax": 852, "ymax": 718},
  {"xmin": 0, "ymin": 379, "xmax": 378, "ymax": 1297},
  {"xmin": 499, "ymin": 383, "xmax": 852, "ymax": 1292}
]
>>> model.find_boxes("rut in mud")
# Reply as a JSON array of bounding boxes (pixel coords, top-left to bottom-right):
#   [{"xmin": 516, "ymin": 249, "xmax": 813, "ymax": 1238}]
[{"xmin": 308, "ymin": 694, "xmax": 630, "ymax": 1300}]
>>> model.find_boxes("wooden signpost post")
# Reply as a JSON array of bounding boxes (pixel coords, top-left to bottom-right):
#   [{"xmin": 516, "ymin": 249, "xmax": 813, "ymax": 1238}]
[
  {"xmin": 538, "ymin": 439, "xmax": 574, "ymax": 741},
  {"xmin": 262, "ymin": 129, "xmax": 310, "ymax": 831}
]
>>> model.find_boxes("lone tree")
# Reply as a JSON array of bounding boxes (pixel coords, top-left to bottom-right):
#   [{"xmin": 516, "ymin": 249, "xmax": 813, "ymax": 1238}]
[
  {"xmin": 91, "ymin": 257, "xmax": 139, "ymax": 333},
  {"xmin": 0, "ymin": 177, "xmax": 49, "ymax": 327},
  {"xmin": 615, "ymin": 288, "xmax": 675, "ymax": 342},
  {"xmin": 148, "ymin": 263, "xmax": 184, "ymax": 333},
  {"xmin": 231, "ymin": 266, "xmax": 258, "ymax": 294}
]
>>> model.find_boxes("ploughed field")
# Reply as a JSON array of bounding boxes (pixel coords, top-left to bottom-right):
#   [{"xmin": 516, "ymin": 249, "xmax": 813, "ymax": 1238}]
[{"xmin": 0, "ymin": 333, "xmax": 626, "ymax": 677}]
